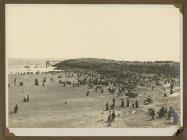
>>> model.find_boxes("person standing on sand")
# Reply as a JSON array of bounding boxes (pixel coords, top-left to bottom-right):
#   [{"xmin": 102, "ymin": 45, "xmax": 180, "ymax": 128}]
[
  {"xmin": 101, "ymin": 88, "xmax": 104, "ymax": 93},
  {"xmin": 112, "ymin": 97, "xmax": 115, "ymax": 107},
  {"xmin": 110, "ymin": 103, "xmax": 115, "ymax": 110},
  {"xmin": 121, "ymin": 99, "xmax": 124, "ymax": 108},
  {"xmin": 135, "ymin": 100, "xmax": 139, "ymax": 108},
  {"xmin": 168, "ymin": 107, "xmax": 174, "ymax": 120},
  {"xmin": 35, "ymin": 78, "xmax": 39, "ymax": 86},
  {"xmin": 27, "ymin": 95, "xmax": 29, "ymax": 102},
  {"xmin": 86, "ymin": 90, "xmax": 89, "ymax": 96},
  {"xmin": 14, "ymin": 104, "xmax": 18, "ymax": 113},
  {"xmin": 14, "ymin": 78, "xmax": 17, "ymax": 86},
  {"xmin": 106, "ymin": 102, "xmax": 109, "ymax": 111},
  {"xmin": 107, "ymin": 111, "xmax": 112, "ymax": 126},
  {"xmin": 173, "ymin": 110, "xmax": 179, "ymax": 124},
  {"xmin": 132, "ymin": 103, "xmax": 135, "ymax": 108},
  {"xmin": 170, "ymin": 113, "xmax": 174, "ymax": 123},
  {"xmin": 23, "ymin": 96, "xmax": 27, "ymax": 102},
  {"xmin": 112, "ymin": 110, "xmax": 116, "ymax": 122},
  {"xmin": 151, "ymin": 109, "xmax": 155, "ymax": 120},
  {"xmin": 126, "ymin": 98, "xmax": 130, "ymax": 107}
]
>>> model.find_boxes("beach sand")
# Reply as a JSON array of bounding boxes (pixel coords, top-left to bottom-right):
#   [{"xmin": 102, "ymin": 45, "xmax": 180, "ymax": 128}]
[{"xmin": 8, "ymin": 72, "xmax": 180, "ymax": 128}]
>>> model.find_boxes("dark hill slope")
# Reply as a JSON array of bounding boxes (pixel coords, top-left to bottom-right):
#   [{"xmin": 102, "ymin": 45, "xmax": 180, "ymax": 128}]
[{"xmin": 54, "ymin": 58, "xmax": 180, "ymax": 77}]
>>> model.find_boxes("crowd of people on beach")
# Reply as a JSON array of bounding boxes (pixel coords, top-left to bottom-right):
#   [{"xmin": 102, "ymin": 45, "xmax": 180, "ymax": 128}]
[{"xmin": 9, "ymin": 69, "xmax": 180, "ymax": 127}]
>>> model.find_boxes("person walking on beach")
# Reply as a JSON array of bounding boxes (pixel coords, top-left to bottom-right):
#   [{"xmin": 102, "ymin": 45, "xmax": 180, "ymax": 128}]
[
  {"xmin": 112, "ymin": 110, "xmax": 116, "ymax": 122},
  {"xmin": 14, "ymin": 104, "xmax": 18, "ymax": 113}
]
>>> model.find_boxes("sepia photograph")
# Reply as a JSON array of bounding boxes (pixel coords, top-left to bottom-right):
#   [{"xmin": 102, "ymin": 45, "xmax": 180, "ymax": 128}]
[{"xmin": 5, "ymin": 4, "xmax": 183, "ymax": 136}]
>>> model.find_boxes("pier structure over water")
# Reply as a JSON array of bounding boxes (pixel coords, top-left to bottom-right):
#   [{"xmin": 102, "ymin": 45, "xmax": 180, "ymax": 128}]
[{"xmin": 46, "ymin": 60, "xmax": 62, "ymax": 68}]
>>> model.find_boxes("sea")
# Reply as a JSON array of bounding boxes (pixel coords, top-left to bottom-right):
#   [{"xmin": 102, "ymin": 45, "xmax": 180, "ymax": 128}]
[{"xmin": 8, "ymin": 58, "xmax": 63, "ymax": 74}]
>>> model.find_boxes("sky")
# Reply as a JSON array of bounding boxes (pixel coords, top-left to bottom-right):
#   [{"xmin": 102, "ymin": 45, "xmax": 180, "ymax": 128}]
[{"xmin": 6, "ymin": 4, "xmax": 182, "ymax": 61}]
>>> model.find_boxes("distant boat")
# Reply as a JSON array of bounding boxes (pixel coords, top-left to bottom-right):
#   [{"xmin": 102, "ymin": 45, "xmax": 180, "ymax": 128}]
[{"xmin": 24, "ymin": 66, "xmax": 30, "ymax": 68}]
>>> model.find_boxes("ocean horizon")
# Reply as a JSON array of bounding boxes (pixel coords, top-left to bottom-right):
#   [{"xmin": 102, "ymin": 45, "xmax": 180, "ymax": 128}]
[{"xmin": 8, "ymin": 58, "xmax": 63, "ymax": 74}]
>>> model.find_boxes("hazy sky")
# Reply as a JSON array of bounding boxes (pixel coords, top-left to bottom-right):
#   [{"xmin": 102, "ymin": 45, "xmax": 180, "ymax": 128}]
[{"xmin": 6, "ymin": 4, "xmax": 182, "ymax": 61}]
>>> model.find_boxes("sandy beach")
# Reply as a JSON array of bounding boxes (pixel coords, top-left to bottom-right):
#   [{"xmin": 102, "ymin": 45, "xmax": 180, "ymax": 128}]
[{"xmin": 8, "ymin": 71, "xmax": 180, "ymax": 128}]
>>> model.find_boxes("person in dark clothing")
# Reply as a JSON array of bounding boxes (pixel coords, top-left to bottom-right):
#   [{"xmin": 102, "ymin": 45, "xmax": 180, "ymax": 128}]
[
  {"xmin": 168, "ymin": 107, "xmax": 174, "ymax": 119},
  {"xmin": 132, "ymin": 104, "xmax": 135, "ymax": 108},
  {"xmin": 170, "ymin": 89, "xmax": 173, "ymax": 94},
  {"xmin": 164, "ymin": 108, "xmax": 168, "ymax": 116},
  {"xmin": 86, "ymin": 91, "xmax": 89, "ymax": 96},
  {"xmin": 170, "ymin": 84, "xmax": 174, "ymax": 90},
  {"xmin": 19, "ymin": 82, "xmax": 23, "ymax": 86},
  {"xmin": 106, "ymin": 102, "xmax": 109, "ymax": 111},
  {"xmin": 126, "ymin": 98, "xmax": 130, "ymax": 107},
  {"xmin": 26, "ymin": 95, "xmax": 29, "ymax": 102},
  {"xmin": 135, "ymin": 100, "xmax": 139, "ymax": 108},
  {"xmin": 107, "ymin": 111, "xmax": 112, "ymax": 126},
  {"xmin": 110, "ymin": 103, "xmax": 115, "ymax": 110},
  {"xmin": 112, "ymin": 111, "xmax": 116, "ymax": 122},
  {"xmin": 23, "ymin": 97, "xmax": 27, "ymax": 102},
  {"xmin": 112, "ymin": 98, "xmax": 115, "ymax": 106},
  {"xmin": 35, "ymin": 78, "xmax": 39, "ymax": 86},
  {"xmin": 121, "ymin": 99, "xmax": 124, "ymax": 108},
  {"xmin": 101, "ymin": 88, "xmax": 104, "ymax": 93},
  {"xmin": 14, "ymin": 78, "xmax": 17, "ymax": 86},
  {"xmin": 14, "ymin": 104, "xmax": 18, "ymax": 113},
  {"xmin": 151, "ymin": 109, "xmax": 155, "ymax": 120},
  {"xmin": 158, "ymin": 107, "xmax": 165, "ymax": 118}
]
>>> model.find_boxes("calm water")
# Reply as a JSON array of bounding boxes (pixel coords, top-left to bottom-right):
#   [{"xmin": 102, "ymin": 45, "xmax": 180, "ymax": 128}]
[{"xmin": 8, "ymin": 58, "xmax": 62, "ymax": 74}]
